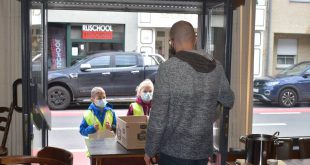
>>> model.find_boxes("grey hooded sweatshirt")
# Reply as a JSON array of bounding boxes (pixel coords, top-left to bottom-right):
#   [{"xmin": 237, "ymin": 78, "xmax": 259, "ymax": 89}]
[{"xmin": 145, "ymin": 50, "xmax": 234, "ymax": 160}]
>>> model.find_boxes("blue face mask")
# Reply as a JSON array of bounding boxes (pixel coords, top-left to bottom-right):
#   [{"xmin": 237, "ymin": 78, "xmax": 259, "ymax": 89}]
[
  {"xmin": 141, "ymin": 92, "xmax": 153, "ymax": 102},
  {"xmin": 95, "ymin": 99, "xmax": 107, "ymax": 108}
]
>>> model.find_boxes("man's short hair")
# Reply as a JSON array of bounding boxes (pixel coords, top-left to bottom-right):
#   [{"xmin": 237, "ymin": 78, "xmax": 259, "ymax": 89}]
[
  {"xmin": 91, "ymin": 87, "xmax": 106, "ymax": 98},
  {"xmin": 170, "ymin": 20, "xmax": 195, "ymax": 44}
]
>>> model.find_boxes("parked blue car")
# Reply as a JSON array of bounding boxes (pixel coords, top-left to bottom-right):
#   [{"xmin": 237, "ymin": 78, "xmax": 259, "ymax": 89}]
[{"xmin": 254, "ymin": 61, "xmax": 310, "ymax": 107}]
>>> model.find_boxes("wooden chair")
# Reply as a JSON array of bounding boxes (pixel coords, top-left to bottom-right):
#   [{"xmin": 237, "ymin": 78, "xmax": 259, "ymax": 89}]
[
  {"xmin": 0, "ymin": 155, "xmax": 66, "ymax": 165},
  {"xmin": 0, "ymin": 105, "xmax": 14, "ymax": 156},
  {"xmin": 37, "ymin": 146, "xmax": 73, "ymax": 165},
  {"xmin": 298, "ymin": 137, "xmax": 310, "ymax": 159},
  {"xmin": 276, "ymin": 138, "xmax": 293, "ymax": 160}
]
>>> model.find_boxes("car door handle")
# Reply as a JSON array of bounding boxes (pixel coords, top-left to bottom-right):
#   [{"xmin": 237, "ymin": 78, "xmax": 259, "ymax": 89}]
[
  {"xmin": 102, "ymin": 72, "xmax": 110, "ymax": 75},
  {"xmin": 131, "ymin": 70, "xmax": 140, "ymax": 74}
]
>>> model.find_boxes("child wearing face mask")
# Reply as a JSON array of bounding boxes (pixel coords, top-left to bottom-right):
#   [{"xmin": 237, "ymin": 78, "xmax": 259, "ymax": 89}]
[
  {"xmin": 79, "ymin": 87, "xmax": 116, "ymax": 137},
  {"xmin": 127, "ymin": 79, "xmax": 154, "ymax": 116}
]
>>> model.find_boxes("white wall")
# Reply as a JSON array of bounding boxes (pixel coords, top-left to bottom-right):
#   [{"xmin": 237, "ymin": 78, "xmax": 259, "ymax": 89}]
[
  {"xmin": 138, "ymin": 13, "xmax": 198, "ymax": 28},
  {"xmin": 48, "ymin": 10, "xmax": 139, "ymax": 52},
  {"xmin": 0, "ymin": 0, "xmax": 23, "ymax": 155}
]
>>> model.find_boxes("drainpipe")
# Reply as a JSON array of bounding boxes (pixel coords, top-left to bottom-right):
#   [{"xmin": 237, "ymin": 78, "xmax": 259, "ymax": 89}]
[{"xmin": 265, "ymin": 0, "xmax": 272, "ymax": 76}]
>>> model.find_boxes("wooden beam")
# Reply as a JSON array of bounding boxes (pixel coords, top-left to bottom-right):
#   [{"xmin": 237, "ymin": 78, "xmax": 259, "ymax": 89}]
[{"xmin": 233, "ymin": 0, "xmax": 246, "ymax": 9}]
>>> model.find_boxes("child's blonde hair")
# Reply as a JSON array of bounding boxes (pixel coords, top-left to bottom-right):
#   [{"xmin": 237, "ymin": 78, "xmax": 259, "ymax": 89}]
[
  {"xmin": 91, "ymin": 87, "xmax": 106, "ymax": 99},
  {"xmin": 136, "ymin": 79, "xmax": 154, "ymax": 96}
]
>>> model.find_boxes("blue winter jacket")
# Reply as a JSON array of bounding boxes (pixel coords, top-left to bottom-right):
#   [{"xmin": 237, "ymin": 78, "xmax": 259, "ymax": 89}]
[{"xmin": 79, "ymin": 103, "xmax": 116, "ymax": 137}]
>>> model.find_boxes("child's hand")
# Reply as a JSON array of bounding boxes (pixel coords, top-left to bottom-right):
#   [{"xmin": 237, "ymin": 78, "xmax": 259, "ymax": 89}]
[
  {"xmin": 94, "ymin": 124, "xmax": 99, "ymax": 131},
  {"xmin": 105, "ymin": 122, "xmax": 112, "ymax": 131}
]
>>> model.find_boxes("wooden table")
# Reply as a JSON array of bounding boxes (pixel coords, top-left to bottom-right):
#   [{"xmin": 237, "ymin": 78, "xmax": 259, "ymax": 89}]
[
  {"xmin": 85, "ymin": 138, "xmax": 145, "ymax": 165},
  {"xmin": 226, "ymin": 158, "xmax": 310, "ymax": 165},
  {"xmin": 282, "ymin": 158, "xmax": 310, "ymax": 165}
]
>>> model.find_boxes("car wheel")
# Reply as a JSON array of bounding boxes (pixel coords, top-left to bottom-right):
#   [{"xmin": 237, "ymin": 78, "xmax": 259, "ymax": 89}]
[
  {"xmin": 48, "ymin": 86, "xmax": 71, "ymax": 110},
  {"xmin": 278, "ymin": 88, "xmax": 297, "ymax": 107}
]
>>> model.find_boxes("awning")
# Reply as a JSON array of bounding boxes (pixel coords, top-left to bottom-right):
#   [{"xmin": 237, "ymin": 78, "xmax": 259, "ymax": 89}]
[{"xmin": 32, "ymin": 0, "xmax": 227, "ymax": 14}]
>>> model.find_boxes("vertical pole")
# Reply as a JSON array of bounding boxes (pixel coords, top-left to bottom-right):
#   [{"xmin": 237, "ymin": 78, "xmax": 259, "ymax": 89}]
[
  {"xmin": 42, "ymin": 0, "xmax": 48, "ymax": 148},
  {"xmin": 220, "ymin": 0, "xmax": 234, "ymax": 164},
  {"xmin": 201, "ymin": 0, "xmax": 207, "ymax": 50},
  {"xmin": 225, "ymin": 0, "xmax": 233, "ymax": 80},
  {"xmin": 21, "ymin": 0, "xmax": 32, "ymax": 155}
]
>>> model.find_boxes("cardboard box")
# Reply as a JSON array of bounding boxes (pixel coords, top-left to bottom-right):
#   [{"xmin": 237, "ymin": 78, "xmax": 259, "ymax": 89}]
[{"xmin": 116, "ymin": 116, "xmax": 148, "ymax": 149}]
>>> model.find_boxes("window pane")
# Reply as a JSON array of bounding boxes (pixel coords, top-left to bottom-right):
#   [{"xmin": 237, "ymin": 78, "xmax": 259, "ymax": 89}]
[
  {"xmin": 277, "ymin": 57, "xmax": 285, "ymax": 64},
  {"xmin": 277, "ymin": 55, "xmax": 295, "ymax": 65},
  {"xmin": 87, "ymin": 56, "xmax": 110, "ymax": 68},
  {"xmin": 115, "ymin": 55, "xmax": 136, "ymax": 67},
  {"xmin": 286, "ymin": 57, "xmax": 295, "ymax": 64},
  {"xmin": 253, "ymin": 0, "xmax": 310, "ymax": 138}
]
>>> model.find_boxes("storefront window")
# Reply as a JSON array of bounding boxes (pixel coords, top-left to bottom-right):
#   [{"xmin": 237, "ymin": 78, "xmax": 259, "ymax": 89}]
[
  {"xmin": 48, "ymin": 23, "xmax": 126, "ymax": 68},
  {"xmin": 72, "ymin": 42, "xmax": 123, "ymax": 55},
  {"xmin": 48, "ymin": 24, "xmax": 67, "ymax": 70},
  {"xmin": 70, "ymin": 24, "xmax": 125, "ymax": 66},
  {"xmin": 252, "ymin": 1, "xmax": 310, "ymax": 138}
]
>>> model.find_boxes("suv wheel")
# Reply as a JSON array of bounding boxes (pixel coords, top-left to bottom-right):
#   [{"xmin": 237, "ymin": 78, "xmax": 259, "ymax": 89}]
[
  {"xmin": 48, "ymin": 86, "xmax": 71, "ymax": 110},
  {"xmin": 278, "ymin": 88, "xmax": 297, "ymax": 107}
]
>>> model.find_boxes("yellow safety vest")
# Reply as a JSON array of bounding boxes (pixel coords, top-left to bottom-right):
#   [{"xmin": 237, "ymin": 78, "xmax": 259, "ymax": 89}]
[
  {"xmin": 83, "ymin": 109, "xmax": 113, "ymax": 132},
  {"xmin": 83, "ymin": 109, "xmax": 114, "ymax": 157},
  {"xmin": 131, "ymin": 103, "xmax": 144, "ymax": 116}
]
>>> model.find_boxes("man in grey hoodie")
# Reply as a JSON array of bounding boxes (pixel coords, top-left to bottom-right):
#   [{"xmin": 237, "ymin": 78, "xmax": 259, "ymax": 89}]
[{"xmin": 144, "ymin": 21, "xmax": 235, "ymax": 165}]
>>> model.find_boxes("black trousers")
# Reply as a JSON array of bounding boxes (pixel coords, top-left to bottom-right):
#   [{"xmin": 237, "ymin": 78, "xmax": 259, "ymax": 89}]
[{"xmin": 158, "ymin": 153, "xmax": 208, "ymax": 165}]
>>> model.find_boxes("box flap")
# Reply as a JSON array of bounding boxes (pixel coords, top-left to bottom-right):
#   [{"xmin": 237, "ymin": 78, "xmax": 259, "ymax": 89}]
[{"xmin": 118, "ymin": 116, "xmax": 148, "ymax": 123}]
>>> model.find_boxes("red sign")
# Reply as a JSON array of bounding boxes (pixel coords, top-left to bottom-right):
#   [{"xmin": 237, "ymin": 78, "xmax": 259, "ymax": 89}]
[
  {"xmin": 82, "ymin": 31, "xmax": 113, "ymax": 40},
  {"xmin": 82, "ymin": 24, "xmax": 113, "ymax": 40},
  {"xmin": 51, "ymin": 38, "xmax": 66, "ymax": 70},
  {"xmin": 49, "ymin": 26, "xmax": 66, "ymax": 70}
]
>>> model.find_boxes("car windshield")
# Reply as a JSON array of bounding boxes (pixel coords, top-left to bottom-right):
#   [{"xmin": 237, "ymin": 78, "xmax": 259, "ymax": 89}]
[{"xmin": 280, "ymin": 62, "xmax": 310, "ymax": 76}]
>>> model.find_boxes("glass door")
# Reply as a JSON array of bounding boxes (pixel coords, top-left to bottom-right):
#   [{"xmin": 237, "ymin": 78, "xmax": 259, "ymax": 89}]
[
  {"xmin": 21, "ymin": 0, "xmax": 50, "ymax": 155},
  {"xmin": 207, "ymin": 1, "xmax": 233, "ymax": 165}
]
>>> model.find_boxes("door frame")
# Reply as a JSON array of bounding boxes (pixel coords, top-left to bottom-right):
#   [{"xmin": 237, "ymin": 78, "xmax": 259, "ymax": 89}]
[
  {"xmin": 21, "ymin": 0, "xmax": 233, "ymax": 161},
  {"xmin": 21, "ymin": 0, "xmax": 49, "ymax": 155}
]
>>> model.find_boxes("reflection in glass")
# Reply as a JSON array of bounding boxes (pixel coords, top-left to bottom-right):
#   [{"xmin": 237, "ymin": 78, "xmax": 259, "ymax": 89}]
[{"xmin": 31, "ymin": 6, "xmax": 44, "ymax": 155}]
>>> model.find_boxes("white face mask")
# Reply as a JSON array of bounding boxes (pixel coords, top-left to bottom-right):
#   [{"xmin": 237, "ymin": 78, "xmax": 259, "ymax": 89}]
[
  {"xmin": 95, "ymin": 99, "xmax": 107, "ymax": 108},
  {"xmin": 141, "ymin": 92, "xmax": 153, "ymax": 102}
]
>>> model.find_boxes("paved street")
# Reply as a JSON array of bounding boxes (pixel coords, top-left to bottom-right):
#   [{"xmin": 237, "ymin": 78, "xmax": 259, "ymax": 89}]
[
  {"xmin": 34, "ymin": 103, "xmax": 310, "ymax": 165},
  {"xmin": 252, "ymin": 102, "xmax": 310, "ymax": 136}
]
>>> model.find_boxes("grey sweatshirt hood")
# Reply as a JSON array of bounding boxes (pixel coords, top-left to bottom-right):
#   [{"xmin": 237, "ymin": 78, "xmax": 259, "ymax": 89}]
[{"xmin": 173, "ymin": 50, "xmax": 216, "ymax": 73}]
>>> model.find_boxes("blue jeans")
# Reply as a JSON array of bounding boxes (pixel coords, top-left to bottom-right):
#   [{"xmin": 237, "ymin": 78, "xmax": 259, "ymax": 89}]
[{"xmin": 158, "ymin": 153, "xmax": 208, "ymax": 165}]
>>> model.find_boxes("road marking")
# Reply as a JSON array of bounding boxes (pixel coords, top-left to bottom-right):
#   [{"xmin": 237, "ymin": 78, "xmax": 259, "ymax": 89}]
[
  {"xmin": 51, "ymin": 127, "xmax": 79, "ymax": 131},
  {"xmin": 253, "ymin": 123, "xmax": 287, "ymax": 126},
  {"xmin": 51, "ymin": 111, "xmax": 84, "ymax": 117},
  {"xmin": 259, "ymin": 112, "xmax": 301, "ymax": 115},
  {"xmin": 254, "ymin": 107, "xmax": 310, "ymax": 114}
]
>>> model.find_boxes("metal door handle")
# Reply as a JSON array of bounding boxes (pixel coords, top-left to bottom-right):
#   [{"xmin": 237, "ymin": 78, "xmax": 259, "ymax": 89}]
[
  {"xmin": 131, "ymin": 70, "xmax": 140, "ymax": 74},
  {"xmin": 102, "ymin": 72, "xmax": 110, "ymax": 75},
  {"xmin": 13, "ymin": 79, "xmax": 22, "ymax": 113}
]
